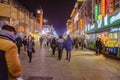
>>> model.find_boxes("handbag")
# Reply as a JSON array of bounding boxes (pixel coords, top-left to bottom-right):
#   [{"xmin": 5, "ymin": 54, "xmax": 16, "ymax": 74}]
[{"xmin": 32, "ymin": 47, "xmax": 35, "ymax": 53}]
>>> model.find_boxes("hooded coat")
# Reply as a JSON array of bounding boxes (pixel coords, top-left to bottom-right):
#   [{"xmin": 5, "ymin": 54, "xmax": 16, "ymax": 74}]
[{"xmin": 0, "ymin": 30, "xmax": 23, "ymax": 80}]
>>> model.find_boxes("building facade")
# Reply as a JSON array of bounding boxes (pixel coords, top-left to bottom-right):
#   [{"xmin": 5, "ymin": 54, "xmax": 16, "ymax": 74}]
[
  {"xmin": 68, "ymin": 0, "xmax": 120, "ymax": 58},
  {"xmin": 0, "ymin": 0, "xmax": 41, "ymax": 36}
]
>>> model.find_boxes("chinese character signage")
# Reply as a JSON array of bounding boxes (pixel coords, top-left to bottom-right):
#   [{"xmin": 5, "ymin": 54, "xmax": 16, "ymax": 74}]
[
  {"xmin": 101, "ymin": 0, "xmax": 105, "ymax": 16},
  {"xmin": 95, "ymin": 4, "xmax": 98, "ymax": 20}
]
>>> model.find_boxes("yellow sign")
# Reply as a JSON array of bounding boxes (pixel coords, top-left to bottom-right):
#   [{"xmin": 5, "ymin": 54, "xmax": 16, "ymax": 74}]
[
  {"xmin": 98, "ymin": 14, "xmax": 102, "ymax": 20},
  {"xmin": 80, "ymin": 19, "xmax": 83, "ymax": 29}
]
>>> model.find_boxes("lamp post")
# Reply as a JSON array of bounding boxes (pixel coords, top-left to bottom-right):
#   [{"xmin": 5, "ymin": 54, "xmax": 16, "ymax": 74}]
[{"xmin": 37, "ymin": 9, "xmax": 43, "ymax": 32}]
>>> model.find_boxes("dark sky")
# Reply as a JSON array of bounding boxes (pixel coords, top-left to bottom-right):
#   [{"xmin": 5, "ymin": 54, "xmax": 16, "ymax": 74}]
[{"xmin": 18, "ymin": 0, "xmax": 76, "ymax": 35}]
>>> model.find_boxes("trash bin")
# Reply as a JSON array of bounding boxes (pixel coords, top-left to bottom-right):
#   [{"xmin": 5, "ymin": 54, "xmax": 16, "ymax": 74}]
[{"xmin": 113, "ymin": 47, "xmax": 118, "ymax": 55}]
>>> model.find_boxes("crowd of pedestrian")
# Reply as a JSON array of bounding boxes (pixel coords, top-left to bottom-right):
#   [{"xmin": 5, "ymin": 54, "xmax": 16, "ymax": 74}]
[
  {"xmin": 14, "ymin": 35, "xmax": 35, "ymax": 63},
  {"xmin": 39, "ymin": 35, "xmax": 73, "ymax": 62},
  {"xmin": 39, "ymin": 33, "xmax": 103, "ymax": 63},
  {"xmin": 0, "ymin": 24, "xmax": 103, "ymax": 80}
]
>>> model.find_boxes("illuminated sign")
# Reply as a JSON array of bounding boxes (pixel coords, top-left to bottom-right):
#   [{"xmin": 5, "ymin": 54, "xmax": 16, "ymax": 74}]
[
  {"xmin": 90, "ymin": 24, "xmax": 95, "ymax": 30},
  {"xmin": 74, "ymin": 12, "xmax": 79, "ymax": 23},
  {"xmin": 77, "ymin": 0, "xmax": 83, "ymax": 1},
  {"xmin": 110, "ymin": 12, "xmax": 120, "ymax": 24},
  {"xmin": 85, "ymin": 24, "xmax": 90, "ymax": 31},
  {"xmin": 98, "ymin": 14, "xmax": 102, "ymax": 20},
  {"xmin": 80, "ymin": 19, "xmax": 83, "ymax": 29},
  {"xmin": 109, "ymin": 0, "xmax": 114, "ymax": 12},
  {"xmin": 104, "ymin": 15, "xmax": 108, "ymax": 25},
  {"xmin": 77, "ymin": 0, "xmax": 83, "ymax": 2},
  {"xmin": 88, "ymin": 24, "xmax": 91, "ymax": 31},
  {"xmin": 101, "ymin": 0, "xmax": 105, "ymax": 16},
  {"xmin": 95, "ymin": 4, "xmax": 98, "ymax": 20},
  {"xmin": 97, "ymin": 20, "xmax": 102, "ymax": 28},
  {"xmin": 110, "ymin": 28, "xmax": 119, "ymax": 32},
  {"xmin": 105, "ymin": 0, "xmax": 109, "ymax": 14}
]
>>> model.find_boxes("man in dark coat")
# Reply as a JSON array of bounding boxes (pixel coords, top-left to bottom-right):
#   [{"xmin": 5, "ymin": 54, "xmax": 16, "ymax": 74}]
[
  {"xmin": 95, "ymin": 37, "xmax": 102, "ymax": 55},
  {"xmin": 15, "ymin": 36, "xmax": 22, "ymax": 54}
]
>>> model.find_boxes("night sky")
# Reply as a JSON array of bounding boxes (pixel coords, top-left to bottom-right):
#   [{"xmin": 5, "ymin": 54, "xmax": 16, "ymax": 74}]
[{"xmin": 18, "ymin": 0, "xmax": 77, "ymax": 35}]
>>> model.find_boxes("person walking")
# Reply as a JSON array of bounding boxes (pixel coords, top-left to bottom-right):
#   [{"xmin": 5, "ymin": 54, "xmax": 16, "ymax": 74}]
[
  {"xmin": 0, "ymin": 25, "xmax": 23, "ymax": 80},
  {"xmin": 15, "ymin": 36, "xmax": 23, "ymax": 54},
  {"xmin": 74, "ymin": 37, "xmax": 79, "ymax": 49},
  {"xmin": 64, "ymin": 35, "xmax": 74, "ymax": 62},
  {"xmin": 57, "ymin": 35, "xmax": 64, "ymax": 60},
  {"xmin": 95, "ymin": 37, "xmax": 99, "ymax": 55},
  {"xmin": 51, "ymin": 37, "xmax": 57, "ymax": 55},
  {"xmin": 27, "ymin": 35, "xmax": 35, "ymax": 63},
  {"xmin": 95, "ymin": 37, "xmax": 102, "ymax": 55},
  {"xmin": 98, "ymin": 38, "xmax": 102, "ymax": 54},
  {"xmin": 23, "ymin": 36, "xmax": 27, "ymax": 53},
  {"xmin": 39, "ymin": 36, "xmax": 43, "ymax": 46},
  {"xmin": 81, "ymin": 37, "xmax": 85, "ymax": 49}
]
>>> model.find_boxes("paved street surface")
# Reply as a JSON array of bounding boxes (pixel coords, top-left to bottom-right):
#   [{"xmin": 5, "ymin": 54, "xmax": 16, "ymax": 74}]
[{"xmin": 19, "ymin": 45, "xmax": 120, "ymax": 80}]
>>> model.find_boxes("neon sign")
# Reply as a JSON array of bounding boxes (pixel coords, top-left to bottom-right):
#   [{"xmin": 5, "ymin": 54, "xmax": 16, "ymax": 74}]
[
  {"xmin": 101, "ymin": 0, "xmax": 105, "ymax": 16},
  {"xmin": 104, "ymin": 15, "xmax": 108, "ymax": 25},
  {"xmin": 110, "ymin": 12, "xmax": 120, "ymax": 24},
  {"xmin": 80, "ymin": 19, "xmax": 83, "ymax": 29},
  {"xmin": 95, "ymin": 4, "xmax": 98, "ymax": 20},
  {"xmin": 97, "ymin": 20, "xmax": 102, "ymax": 28}
]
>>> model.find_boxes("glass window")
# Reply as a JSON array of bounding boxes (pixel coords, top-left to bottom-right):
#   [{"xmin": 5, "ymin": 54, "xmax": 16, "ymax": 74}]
[
  {"xmin": 109, "ymin": 33, "xmax": 112, "ymax": 39},
  {"xmin": 113, "ymin": 33, "xmax": 118, "ymax": 39}
]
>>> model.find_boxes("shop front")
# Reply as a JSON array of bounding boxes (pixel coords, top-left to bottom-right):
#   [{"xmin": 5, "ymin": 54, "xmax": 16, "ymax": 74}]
[{"xmin": 86, "ymin": 12, "xmax": 120, "ymax": 57}]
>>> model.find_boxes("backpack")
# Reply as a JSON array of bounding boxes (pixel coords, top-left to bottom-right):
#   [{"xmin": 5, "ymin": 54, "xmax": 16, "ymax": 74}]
[
  {"xmin": 23, "ymin": 39, "xmax": 27, "ymax": 45},
  {"xmin": 0, "ymin": 50, "xmax": 8, "ymax": 80},
  {"xmin": 58, "ymin": 43, "xmax": 63, "ymax": 49},
  {"xmin": 51, "ymin": 40, "xmax": 56, "ymax": 48}
]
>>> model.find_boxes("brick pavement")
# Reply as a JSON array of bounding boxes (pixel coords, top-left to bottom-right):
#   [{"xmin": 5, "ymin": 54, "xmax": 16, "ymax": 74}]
[{"xmin": 19, "ymin": 46, "xmax": 120, "ymax": 80}]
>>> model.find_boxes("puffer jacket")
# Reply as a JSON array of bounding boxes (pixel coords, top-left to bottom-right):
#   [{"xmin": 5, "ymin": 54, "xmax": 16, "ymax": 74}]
[{"xmin": 0, "ymin": 30, "xmax": 23, "ymax": 80}]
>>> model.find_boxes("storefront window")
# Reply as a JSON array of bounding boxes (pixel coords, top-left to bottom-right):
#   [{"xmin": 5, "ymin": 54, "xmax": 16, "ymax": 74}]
[
  {"xmin": 113, "ymin": 33, "xmax": 117, "ymax": 39},
  {"xmin": 108, "ymin": 32, "xmax": 118, "ymax": 40},
  {"xmin": 109, "ymin": 33, "xmax": 112, "ymax": 39},
  {"xmin": 97, "ymin": 32, "xmax": 109, "ymax": 44}
]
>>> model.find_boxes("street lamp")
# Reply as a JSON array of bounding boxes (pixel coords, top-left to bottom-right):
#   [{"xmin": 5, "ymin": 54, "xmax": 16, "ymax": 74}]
[
  {"xmin": 37, "ymin": 10, "xmax": 40, "ymax": 14},
  {"xmin": 36, "ymin": 9, "xmax": 43, "ymax": 32}
]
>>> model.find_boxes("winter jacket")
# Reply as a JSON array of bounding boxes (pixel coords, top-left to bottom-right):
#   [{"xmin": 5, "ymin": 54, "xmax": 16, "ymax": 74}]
[
  {"xmin": 0, "ymin": 30, "xmax": 23, "ymax": 80},
  {"xmin": 51, "ymin": 39, "xmax": 57, "ymax": 49},
  {"xmin": 64, "ymin": 37, "xmax": 73, "ymax": 51},
  {"xmin": 27, "ymin": 39, "xmax": 35, "ymax": 53},
  {"xmin": 15, "ymin": 37, "xmax": 23, "ymax": 47},
  {"xmin": 57, "ymin": 38, "xmax": 64, "ymax": 50}
]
